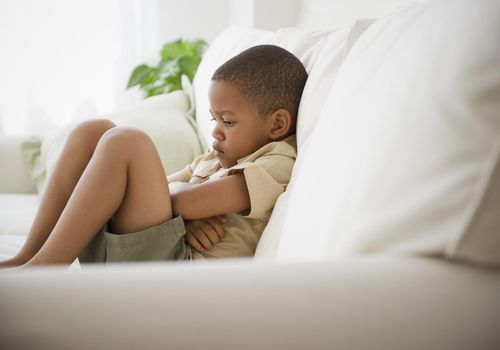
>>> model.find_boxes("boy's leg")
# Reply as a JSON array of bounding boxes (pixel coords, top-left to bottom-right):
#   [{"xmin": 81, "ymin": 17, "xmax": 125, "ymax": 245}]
[
  {"xmin": 0, "ymin": 119, "xmax": 116, "ymax": 268},
  {"xmin": 25, "ymin": 127, "xmax": 173, "ymax": 266}
]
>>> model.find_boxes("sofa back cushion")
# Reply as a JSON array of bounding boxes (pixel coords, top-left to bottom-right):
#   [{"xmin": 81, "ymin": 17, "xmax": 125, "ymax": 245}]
[
  {"xmin": 255, "ymin": 19, "xmax": 374, "ymax": 257},
  {"xmin": 276, "ymin": 0, "xmax": 500, "ymax": 266}
]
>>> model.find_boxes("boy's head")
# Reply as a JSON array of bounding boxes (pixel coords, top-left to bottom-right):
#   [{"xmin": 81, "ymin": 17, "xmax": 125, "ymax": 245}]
[{"xmin": 209, "ymin": 45, "xmax": 307, "ymax": 168}]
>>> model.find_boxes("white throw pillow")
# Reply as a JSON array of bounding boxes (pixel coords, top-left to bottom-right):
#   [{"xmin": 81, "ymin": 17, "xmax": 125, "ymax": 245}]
[
  {"xmin": 255, "ymin": 20, "xmax": 374, "ymax": 258},
  {"xmin": 193, "ymin": 26, "xmax": 333, "ymax": 150},
  {"xmin": 276, "ymin": 0, "xmax": 500, "ymax": 266}
]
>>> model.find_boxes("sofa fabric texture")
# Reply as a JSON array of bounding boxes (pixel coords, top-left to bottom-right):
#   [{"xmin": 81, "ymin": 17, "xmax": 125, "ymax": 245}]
[{"xmin": 275, "ymin": 0, "xmax": 500, "ymax": 266}]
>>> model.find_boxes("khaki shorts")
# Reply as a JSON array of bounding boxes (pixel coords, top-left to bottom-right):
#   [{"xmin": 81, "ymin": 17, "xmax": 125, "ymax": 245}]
[{"xmin": 78, "ymin": 215, "xmax": 192, "ymax": 264}]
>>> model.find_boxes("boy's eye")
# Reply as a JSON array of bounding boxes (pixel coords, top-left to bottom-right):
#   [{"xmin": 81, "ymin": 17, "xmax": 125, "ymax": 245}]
[{"xmin": 210, "ymin": 116, "xmax": 235, "ymax": 127}]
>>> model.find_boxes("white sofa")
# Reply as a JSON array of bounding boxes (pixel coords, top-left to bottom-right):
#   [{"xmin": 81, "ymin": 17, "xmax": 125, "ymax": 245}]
[{"xmin": 1, "ymin": 0, "xmax": 500, "ymax": 349}]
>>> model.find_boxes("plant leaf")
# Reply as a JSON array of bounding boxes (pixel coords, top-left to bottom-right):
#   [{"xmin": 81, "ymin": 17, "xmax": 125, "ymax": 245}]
[
  {"xmin": 165, "ymin": 75, "xmax": 182, "ymax": 92},
  {"xmin": 161, "ymin": 39, "xmax": 190, "ymax": 60},
  {"xmin": 126, "ymin": 64, "xmax": 151, "ymax": 89},
  {"xmin": 128, "ymin": 38, "xmax": 207, "ymax": 98},
  {"xmin": 178, "ymin": 55, "xmax": 201, "ymax": 81}
]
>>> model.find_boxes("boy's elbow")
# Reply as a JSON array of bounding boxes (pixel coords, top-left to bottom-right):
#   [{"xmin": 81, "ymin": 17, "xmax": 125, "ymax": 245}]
[
  {"xmin": 171, "ymin": 193, "xmax": 187, "ymax": 218},
  {"xmin": 171, "ymin": 191, "xmax": 200, "ymax": 219},
  {"xmin": 170, "ymin": 182, "xmax": 197, "ymax": 218}
]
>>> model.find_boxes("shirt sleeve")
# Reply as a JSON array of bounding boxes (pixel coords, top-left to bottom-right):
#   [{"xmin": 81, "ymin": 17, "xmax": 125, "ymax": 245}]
[
  {"xmin": 229, "ymin": 153, "xmax": 295, "ymax": 219},
  {"xmin": 166, "ymin": 164, "xmax": 193, "ymax": 183},
  {"xmin": 167, "ymin": 152, "xmax": 210, "ymax": 183}
]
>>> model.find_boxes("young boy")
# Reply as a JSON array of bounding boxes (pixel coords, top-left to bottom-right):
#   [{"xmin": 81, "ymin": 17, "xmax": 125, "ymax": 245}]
[{"xmin": 0, "ymin": 44, "xmax": 307, "ymax": 267}]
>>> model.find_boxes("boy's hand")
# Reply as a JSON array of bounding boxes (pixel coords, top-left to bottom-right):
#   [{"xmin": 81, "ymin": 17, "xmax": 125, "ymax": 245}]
[{"xmin": 185, "ymin": 216, "xmax": 227, "ymax": 252}]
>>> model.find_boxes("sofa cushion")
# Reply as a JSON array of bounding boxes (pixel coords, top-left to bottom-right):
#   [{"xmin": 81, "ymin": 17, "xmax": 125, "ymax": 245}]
[
  {"xmin": 0, "ymin": 194, "xmax": 38, "ymax": 237},
  {"xmin": 0, "ymin": 235, "xmax": 25, "ymax": 260},
  {"xmin": 255, "ymin": 20, "xmax": 374, "ymax": 258},
  {"xmin": 276, "ymin": 0, "xmax": 500, "ymax": 266},
  {"xmin": 21, "ymin": 91, "xmax": 204, "ymax": 195}
]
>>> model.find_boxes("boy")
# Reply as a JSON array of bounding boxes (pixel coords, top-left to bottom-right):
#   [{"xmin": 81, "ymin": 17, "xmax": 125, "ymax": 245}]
[{"xmin": 0, "ymin": 45, "xmax": 307, "ymax": 267}]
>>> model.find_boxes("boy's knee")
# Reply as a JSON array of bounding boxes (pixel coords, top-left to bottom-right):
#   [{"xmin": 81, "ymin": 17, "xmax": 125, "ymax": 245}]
[
  {"xmin": 98, "ymin": 127, "xmax": 152, "ymax": 151},
  {"xmin": 70, "ymin": 118, "xmax": 117, "ymax": 143}
]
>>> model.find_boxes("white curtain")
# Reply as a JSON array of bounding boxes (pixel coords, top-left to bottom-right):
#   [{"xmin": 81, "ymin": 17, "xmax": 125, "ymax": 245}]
[{"xmin": 0, "ymin": 0, "xmax": 148, "ymax": 136}]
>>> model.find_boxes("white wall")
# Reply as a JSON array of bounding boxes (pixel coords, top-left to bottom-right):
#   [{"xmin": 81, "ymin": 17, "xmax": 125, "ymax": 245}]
[
  {"xmin": 152, "ymin": 0, "xmax": 301, "ymax": 51},
  {"xmin": 297, "ymin": 0, "xmax": 396, "ymax": 29},
  {"xmin": 232, "ymin": 0, "xmax": 301, "ymax": 31},
  {"xmin": 156, "ymin": 0, "xmax": 231, "ymax": 45}
]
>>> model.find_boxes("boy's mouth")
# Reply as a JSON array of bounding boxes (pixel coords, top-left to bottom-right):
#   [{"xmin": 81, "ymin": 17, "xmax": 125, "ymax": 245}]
[{"xmin": 212, "ymin": 142, "xmax": 224, "ymax": 154}]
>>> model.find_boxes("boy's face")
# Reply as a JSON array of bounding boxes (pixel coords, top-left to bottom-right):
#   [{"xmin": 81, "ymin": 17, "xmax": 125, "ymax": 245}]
[{"xmin": 208, "ymin": 80, "xmax": 273, "ymax": 168}]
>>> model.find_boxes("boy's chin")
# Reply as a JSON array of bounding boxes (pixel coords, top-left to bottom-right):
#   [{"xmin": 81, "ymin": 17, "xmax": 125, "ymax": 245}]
[
  {"xmin": 219, "ymin": 160, "xmax": 235, "ymax": 169},
  {"xmin": 216, "ymin": 155, "xmax": 236, "ymax": 169}
]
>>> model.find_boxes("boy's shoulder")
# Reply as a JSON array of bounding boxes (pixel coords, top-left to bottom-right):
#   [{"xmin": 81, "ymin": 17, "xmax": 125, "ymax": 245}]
[
  {"xmin": 228, "ymin": 134, "xmax": 297, "ymax": 185},
  {"xmin": 237, "ymin": 134, "xmax": 297, "ymax": 166}
]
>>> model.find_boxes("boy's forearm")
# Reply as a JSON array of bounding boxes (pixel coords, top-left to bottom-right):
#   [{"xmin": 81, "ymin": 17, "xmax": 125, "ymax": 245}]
[
  {"xmin": 168, "ymin": 182, "xmax": 192, "ymax": 197},
  {"xmin": 169, "ymin": 175, "xmax": 250, "ymax": 220}
]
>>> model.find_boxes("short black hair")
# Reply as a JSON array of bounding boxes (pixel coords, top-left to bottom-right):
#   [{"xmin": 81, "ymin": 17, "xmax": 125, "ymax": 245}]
[{"xmin": 211, "ymin": 45, "xmax": 308, "ymax": 128}]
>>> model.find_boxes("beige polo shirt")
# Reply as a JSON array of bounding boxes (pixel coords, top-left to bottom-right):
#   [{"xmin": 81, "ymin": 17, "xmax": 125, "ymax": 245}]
[{"xmin": 167, "ymin": 135, "xmax": 297, "ymax": 259}]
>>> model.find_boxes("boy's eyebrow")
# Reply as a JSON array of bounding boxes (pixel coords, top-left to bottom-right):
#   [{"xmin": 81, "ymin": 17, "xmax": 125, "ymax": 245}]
[{"xmin": 209, "ymin": 108, "xmax": 234, "ymax": 117}]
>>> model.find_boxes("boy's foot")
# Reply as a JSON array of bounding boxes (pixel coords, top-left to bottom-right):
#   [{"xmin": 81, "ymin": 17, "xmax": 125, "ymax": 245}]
[{"xmin": 0, "ymin": 257, "xmax": 28, "ymax": 269}]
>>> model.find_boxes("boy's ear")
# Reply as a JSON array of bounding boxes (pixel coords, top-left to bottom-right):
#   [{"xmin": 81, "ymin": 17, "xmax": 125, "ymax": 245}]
[{"xmin": 268, "ymin": 108, "xmax": 292, "ymax": 140}]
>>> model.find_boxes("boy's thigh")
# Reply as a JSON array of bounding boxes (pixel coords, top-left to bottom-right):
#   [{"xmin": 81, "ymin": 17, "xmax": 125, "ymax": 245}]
[{"xmin": 102, "ymin": 127, "xmax": 173, "ymax": 235}]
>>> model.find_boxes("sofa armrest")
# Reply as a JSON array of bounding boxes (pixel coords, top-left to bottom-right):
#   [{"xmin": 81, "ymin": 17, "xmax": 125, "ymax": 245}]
[
  {"xmin": 1, "ymin": 257, "xmax": 499, "ymax": 350},
  {"xmin": 0, "ymin": 136, "xmax": 37, "ymax": 194}
]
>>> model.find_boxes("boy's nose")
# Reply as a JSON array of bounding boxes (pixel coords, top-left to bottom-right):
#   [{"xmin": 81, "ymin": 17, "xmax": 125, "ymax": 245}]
[{"xmin": 212, "ymin": 126, "xmax": 224, "ymax": 141}]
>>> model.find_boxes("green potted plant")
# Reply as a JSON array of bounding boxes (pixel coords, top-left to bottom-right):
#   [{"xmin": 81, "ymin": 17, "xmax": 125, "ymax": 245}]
[{"xmin": 127, "ymin": 38, "xmax": 207, "ymax": 98}]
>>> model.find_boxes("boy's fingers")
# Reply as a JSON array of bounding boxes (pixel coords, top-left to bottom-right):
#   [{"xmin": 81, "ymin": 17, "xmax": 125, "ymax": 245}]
[
  {"xmin": 185, "ymin": 218, "xmax": 225, "ymax": 252},
  {"xmin": 194, "ymin": 223, "xmax": 214, "ymax": 250},
  {"xmin": 207, "ymin": 217, "xmax": 225, "ymax": 241},
  {"xmin": 185, "ymin": 221, "xmax": 206, "ymax": 251},
  {"xmin": 194, "ymin": 232, "xmax": 212, "ymax": 250},
  {"xmin": 199, "ymin": 221, "xmax": 220, "ymax": 247},
  {"xmin": 186, "ymin": 232, "xmax": 204, "ymax": 252}
]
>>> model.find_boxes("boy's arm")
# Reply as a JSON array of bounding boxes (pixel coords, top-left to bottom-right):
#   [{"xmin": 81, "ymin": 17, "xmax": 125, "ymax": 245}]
[{"xmin": 169, "ymin": 174, "xmax": 250, "ymax": 220}]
